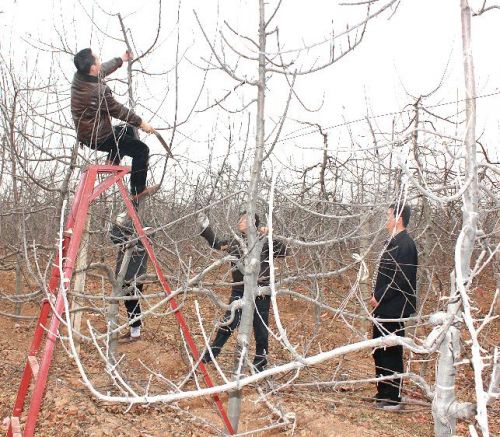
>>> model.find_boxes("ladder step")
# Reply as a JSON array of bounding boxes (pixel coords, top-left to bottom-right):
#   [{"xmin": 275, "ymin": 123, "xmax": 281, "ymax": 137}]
[
  {"xmin": 27, "ymin": 356, "xmax": 39, "ymax": 380},
  {"xmin": 10, "ymin": 416, "xmax": 22, "ymax": 437}
]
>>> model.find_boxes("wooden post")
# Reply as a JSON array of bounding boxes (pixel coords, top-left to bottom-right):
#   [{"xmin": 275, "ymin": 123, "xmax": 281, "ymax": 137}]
[{"xmin": 70, "ymin": 214, "xmax": 90, "ymax": 354}]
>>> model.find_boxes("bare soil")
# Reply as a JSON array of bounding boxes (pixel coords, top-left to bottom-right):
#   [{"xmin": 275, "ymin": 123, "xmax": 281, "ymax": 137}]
[{"xmin": 0, "ymin": 268, "xmax": 498, "ymax": 437}]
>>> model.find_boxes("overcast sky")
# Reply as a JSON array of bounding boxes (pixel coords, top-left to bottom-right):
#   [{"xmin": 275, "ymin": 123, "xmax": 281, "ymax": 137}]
[{"xmin": 1, "ymin": 0, "xmax": 499, "ymax": 171}]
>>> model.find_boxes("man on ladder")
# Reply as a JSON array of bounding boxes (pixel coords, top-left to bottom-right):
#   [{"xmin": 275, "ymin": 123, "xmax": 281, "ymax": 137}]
[
  {"xmin": 3, "ymin": 49, "xmax": 237, "ymax": 435},
  {"xmin": 71, "ymin": 48, "xmax": 157, "ymax": 200}
]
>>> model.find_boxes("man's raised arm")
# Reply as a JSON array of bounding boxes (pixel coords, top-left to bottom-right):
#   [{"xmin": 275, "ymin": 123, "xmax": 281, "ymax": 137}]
[{"xmin": 100, "ymin": 51, "xmax": 133, "ymax": 77}]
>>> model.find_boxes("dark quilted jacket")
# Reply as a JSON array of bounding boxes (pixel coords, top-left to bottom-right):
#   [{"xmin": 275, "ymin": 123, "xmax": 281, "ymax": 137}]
[{"xmin": 71, "ymin": 57, "xmax": 142, "ymax": 145}]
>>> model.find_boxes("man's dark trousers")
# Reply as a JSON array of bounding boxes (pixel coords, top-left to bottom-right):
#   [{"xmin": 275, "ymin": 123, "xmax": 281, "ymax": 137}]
[
  {"xmin": 372, "ymin": 321, "xmax": 404, "ymax": 404},
  {"xmin": 92, "ymin": 125, "xmax": 149, "ymax": 195},
  {"xmin": 124, "ymin": 282, "xmax": 143, "ymax": 328},
  {"xmin": 207, "ymin": 291, "xmax": 270, "ymax": 367}
]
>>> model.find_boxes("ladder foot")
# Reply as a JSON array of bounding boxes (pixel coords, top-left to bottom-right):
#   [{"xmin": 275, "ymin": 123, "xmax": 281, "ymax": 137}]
[{"xmin": 7, "ymin": 416, "xmax": 22, "ymax": 437}]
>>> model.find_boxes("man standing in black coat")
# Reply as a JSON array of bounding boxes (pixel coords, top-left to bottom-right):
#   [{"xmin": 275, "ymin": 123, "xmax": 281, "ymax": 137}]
[
  {"xmin": 370, "ymin": 202, "xmax": 418, "ymax": 410},
  {"xmin": 196, "ymin": 211, "xmax": 288, "ymax": 372}
]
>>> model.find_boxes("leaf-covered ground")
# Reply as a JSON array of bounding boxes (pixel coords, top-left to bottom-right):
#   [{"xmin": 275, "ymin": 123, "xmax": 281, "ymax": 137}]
[{"xmin": 0, "ymin": 270, "xmax": 498, "ymax": 436}]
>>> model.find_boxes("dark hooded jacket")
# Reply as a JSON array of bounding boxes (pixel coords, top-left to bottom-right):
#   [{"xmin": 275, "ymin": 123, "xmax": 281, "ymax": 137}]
[
  {"xmin": 71, "ymin": 57, "xmax": 142, "ymax": 145},
  {"xmin": 200, "ymin": 226, "xmax": 288, "ymax": 293},
  {"xmin": 374, "ymin": 230, "xmax": 418, "ymax": 318}
]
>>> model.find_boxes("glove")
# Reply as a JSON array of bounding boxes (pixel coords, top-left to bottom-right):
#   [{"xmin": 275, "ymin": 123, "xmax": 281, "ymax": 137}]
[{"xmin": 196, "ymin": 212, "xmax": 210, "ymax": 232}]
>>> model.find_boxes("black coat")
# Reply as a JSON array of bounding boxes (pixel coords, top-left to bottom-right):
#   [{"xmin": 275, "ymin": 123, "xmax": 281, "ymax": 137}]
[
  {"xmin": 374, "ymin": 230, "xmax": 418, "ymax": 318},
  {"xmin": 200, "ymin": 226, "xmax": 288, "ymax": 292},
  {"xmin": 110, "ymin": 224, "xmax": 148, "ymax": 282}
]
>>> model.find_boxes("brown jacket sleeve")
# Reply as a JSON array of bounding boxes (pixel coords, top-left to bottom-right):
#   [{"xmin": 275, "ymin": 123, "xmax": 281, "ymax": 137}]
[
  {"xmin": 103, "ymin": 86, "xmax": 142, "ymax": 127},
  {"xmin": 101, "ymin": 57, "xmax": 124, "ymax": 77}
]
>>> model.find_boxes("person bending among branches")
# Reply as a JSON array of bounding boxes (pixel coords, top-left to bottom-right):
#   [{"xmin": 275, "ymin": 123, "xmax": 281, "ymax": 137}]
[
  {"xmin": 110, "ymin": 212, "xmax": 152, "ymax": 342},
  {"xmin": 197, "ymin": 211, "xmax": 288, "ymax": 372},
  {"xmin": 370, "ymin": 202, "xmax": 418, "ymax": 411},
  {"xmin": 71, "ymin": 48, "xmax": 157, "ymax": 199}
]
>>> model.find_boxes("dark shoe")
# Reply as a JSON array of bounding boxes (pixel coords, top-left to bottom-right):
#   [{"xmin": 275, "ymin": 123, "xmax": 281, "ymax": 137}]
[
  {"xmin": 252, "ymin": 356, "xmax": 267, "ymax": 373},
  {"xmin": 201, "ymin": 351, "xmax": 213, "ymax": 364}
]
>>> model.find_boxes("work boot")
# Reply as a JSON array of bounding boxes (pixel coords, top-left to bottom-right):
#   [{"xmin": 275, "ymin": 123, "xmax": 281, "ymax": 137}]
[
  {"xmin": 201, "ymin": 346, "xmax": 221, "ymax": 364},
  {"xmin": 201, "ymin": 351, "xmax": 212, "ymax": 364},
  {"xmin": 252, "ymin": 355, "xmax": 267, "ymax": 373}
]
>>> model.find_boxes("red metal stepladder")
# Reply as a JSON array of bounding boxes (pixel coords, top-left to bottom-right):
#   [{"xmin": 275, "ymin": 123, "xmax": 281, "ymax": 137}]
[{"xmin": 4, "ymin": 164, "xmax": 235, "ymax": 436}]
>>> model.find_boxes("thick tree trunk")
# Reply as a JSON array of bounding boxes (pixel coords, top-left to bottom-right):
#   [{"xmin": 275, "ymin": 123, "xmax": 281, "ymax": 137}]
[
  {"xmin": 227, "ymin": 0, "xmax": 267, "ymax": 432},
  {"xmin": 457, "ymin": 1, "xmax": 487, "ymax": 434},
  {"xmin": 433, "ymin": 1, "xmax": 484, "ymax": 435},
  {"xmin": 432, "ymin": 311, "xmax": 460, "ymax": 435}
]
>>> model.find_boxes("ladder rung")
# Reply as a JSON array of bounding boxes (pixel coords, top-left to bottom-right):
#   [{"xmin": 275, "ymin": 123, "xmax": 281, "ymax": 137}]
[
  {"xmin": 28, "ymin": 355, "xmax": 39, "ymax": 380},
  {"xmin": 10, "ymin": 416, "xmax": 22, "ymax": 437}
]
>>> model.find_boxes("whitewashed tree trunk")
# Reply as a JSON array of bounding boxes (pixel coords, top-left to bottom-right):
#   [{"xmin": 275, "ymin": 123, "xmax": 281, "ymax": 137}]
[
  {"xmin": 431, "ymin": 301, "xmax": 473, "ymax": 435},
  {"xmin": 433, "ymin": 1, "xmax": 485, "ymax": 435},
  {"xmin": 227, "ymin": 0, "xmax": 267, "ymax": 432},
  {"xmin": 431, "ymin": 310, "xmax": 460, "ymax": 435},
  {"xmin": 457, "ymin": 0, "xmax": 489, "ymax": 434}
]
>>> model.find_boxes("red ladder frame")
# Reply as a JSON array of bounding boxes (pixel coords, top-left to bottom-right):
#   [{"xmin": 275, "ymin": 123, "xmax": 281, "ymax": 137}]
[{"xmin": 5, "ymin": 165, "xmax": 234, "ymax": 436}]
